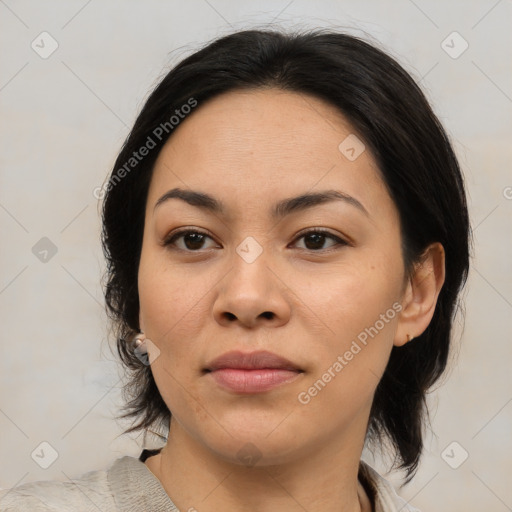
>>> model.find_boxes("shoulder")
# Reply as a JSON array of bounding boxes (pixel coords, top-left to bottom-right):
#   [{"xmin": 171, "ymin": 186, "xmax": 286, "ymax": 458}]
[
  {"xmin": 0, "ymin": 456, "xmax": 178, "ymax": 512},
  {"xmin": 0, "ymin": 460, "xmax": 116, "ymax": 512},
  {"xmin": 359, "ymin": 460, "xmax": 422, "ymax": 512}
]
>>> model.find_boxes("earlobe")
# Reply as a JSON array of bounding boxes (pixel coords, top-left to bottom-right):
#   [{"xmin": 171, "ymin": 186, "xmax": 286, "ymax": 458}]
[{"xmin": 394, "ymin": 242, "xmax": 446, "ymax": 347}]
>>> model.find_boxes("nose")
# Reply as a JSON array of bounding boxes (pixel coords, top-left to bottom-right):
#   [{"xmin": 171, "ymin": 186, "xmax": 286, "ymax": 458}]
[{"xmin": 212, "ymin": 250, "xmax": 291, "ymax": 329}]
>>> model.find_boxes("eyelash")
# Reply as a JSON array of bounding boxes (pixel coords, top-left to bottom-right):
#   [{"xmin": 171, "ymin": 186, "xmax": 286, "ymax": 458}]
[{"xmin": 162, "ymin": 228, "xmax": 349, "ymax": 253}]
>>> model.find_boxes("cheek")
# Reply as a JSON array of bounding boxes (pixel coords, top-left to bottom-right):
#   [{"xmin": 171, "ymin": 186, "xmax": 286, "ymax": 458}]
[
  {"xmin": 301, "ymin": 254, "xmax": 402, "ymax": 337},
  {"xmin": 138, "ymin": 260, "xmax": 212, "ymax": 424},
  {"xmin": 138, "ymin": 252, "xmax": 212, "ymax": 346},
  {"xmin": 295, "ymin": 283, "xmax": 400, "ymax": 426},
  {"xmin": 300, "ymin": 252, "xmax": 403, "ymax": 391}
]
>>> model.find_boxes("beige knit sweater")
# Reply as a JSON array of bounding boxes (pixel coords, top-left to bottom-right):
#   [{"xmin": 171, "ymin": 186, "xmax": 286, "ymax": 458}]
[{"xmin": 0, "ymin": 455, "xmax": 420, "ymax": 512}]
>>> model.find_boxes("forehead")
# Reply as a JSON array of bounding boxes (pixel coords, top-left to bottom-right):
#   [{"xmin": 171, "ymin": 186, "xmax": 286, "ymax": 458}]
[{"xmin": 147, "ymin": 88, "xmax": 393, "ymax": 221}]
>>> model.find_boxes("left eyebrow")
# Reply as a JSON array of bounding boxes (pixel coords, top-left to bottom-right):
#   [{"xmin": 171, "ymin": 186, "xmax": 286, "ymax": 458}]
[
  {"xmin": 271, "ymin": 190, "xmax": 369, "ymax": 219},
  {"xmin": 153, "ymin": 187, "xmax": 369, "ymax": 218}
]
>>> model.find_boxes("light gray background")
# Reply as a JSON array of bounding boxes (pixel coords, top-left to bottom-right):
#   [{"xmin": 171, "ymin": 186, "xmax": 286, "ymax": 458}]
[{"xmin": 1, "ymin": 1, "xmax": 511, "ymax": 510}]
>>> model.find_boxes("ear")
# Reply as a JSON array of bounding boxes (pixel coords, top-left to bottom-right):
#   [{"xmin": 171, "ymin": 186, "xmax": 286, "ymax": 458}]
[{"xmin": 394, "ymin": 242, "xmax": 446, "ymax": 347}]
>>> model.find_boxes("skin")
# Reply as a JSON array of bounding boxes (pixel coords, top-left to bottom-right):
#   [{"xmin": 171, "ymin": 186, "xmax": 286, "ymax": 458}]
[{"xmin": 137, "ymin": 88, "xmax": 445, "ymax": 512}]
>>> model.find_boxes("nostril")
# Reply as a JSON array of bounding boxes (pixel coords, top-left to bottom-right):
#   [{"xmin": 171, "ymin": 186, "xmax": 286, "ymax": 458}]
[{"xmin": 261, "ymin": 311, "xmax": 274, "ymax": 319}]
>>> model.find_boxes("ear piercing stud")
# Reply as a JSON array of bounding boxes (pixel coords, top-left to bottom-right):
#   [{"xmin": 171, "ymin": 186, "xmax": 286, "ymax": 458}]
[{"xmin": 134, "ymin": 331, "xmax": 147, "ymax": 354}]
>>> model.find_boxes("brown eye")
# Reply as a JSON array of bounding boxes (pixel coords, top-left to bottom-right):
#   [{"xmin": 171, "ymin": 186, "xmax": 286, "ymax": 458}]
[
  {"xmin": 293, "ymin": 230, "xmax": 347, "ymax": 251},
  {"xmin": 163, "ymin": 229, "xmax": 218, "ymax": 251}
]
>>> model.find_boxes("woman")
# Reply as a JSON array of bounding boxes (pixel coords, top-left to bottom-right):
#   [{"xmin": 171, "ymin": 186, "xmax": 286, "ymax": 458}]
[{"xmin": 1, "ymin": 28, "xmax": 471, "ymax": 511}]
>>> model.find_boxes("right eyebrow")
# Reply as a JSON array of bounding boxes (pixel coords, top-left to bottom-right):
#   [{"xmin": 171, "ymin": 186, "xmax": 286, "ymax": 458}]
[{"xmin": 154, "ymin": 188, "xmax": 223, "ymax": 214}]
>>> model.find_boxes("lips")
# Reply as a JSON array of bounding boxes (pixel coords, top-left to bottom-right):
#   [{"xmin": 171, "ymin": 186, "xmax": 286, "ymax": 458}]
[
  {"xmin": 204, "ymin": 350, "xmax": 304, "ymax": 393},
  {"xmin": 204, "ymin": 350, "xmax": 302, "ymax": 372}
]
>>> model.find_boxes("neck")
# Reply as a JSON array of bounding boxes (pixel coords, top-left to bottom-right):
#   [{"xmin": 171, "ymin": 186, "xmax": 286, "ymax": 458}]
[{"xmin": 144, "ymin": 418, "xmax": 372, "ymax": 512}]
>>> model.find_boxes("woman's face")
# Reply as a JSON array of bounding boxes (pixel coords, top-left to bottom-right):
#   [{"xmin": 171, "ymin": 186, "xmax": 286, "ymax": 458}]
[{"xmin": 138, "ymin": 89, "xmax": 408, "ymax": 465}]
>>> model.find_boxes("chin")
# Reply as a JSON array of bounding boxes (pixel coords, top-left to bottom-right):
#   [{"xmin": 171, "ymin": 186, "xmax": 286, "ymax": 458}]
[{"xmin": 198, "ymin": 422, "xmax": 307, "ymax": 468}]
